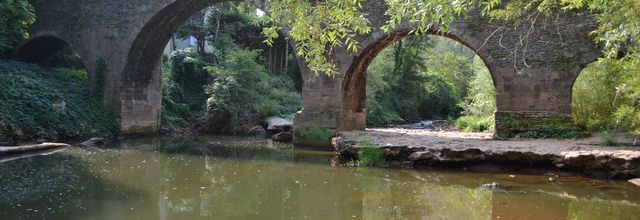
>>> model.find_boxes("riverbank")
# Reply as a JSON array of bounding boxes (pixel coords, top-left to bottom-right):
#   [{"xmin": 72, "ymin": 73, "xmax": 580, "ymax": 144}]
[
  {"xmin": 333, "ymin": 128, "xmax": 640, "ymax": 180},
  {"xmin": 0, "ymin": 60, "xmax": 119, "ymax": 145}
]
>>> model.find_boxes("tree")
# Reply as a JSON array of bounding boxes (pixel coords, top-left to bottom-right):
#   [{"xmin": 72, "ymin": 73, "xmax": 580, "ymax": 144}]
[
  {"xmin": 176, "ymin": 9, "xmax": 209, "ymax": 57},
  {"xmin": 0, "ymin": 0, "xmax": 36, "ymax": 56}
]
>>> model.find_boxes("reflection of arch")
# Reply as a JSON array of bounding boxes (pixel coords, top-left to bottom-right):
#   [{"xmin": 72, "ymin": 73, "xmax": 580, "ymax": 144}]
[{"xmin": 340, "ymin": 25, "xmax": 498, "ymax": 131}]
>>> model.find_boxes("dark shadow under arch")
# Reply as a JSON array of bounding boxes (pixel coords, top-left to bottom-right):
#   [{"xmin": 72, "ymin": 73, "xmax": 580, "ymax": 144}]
[
  {"xmin": 13, "ymin": 35, "xmax": 94, "ymax": 92},
  {"xmin": 14, "ymin": 36, "xmax": 73, "ymax": 66}
]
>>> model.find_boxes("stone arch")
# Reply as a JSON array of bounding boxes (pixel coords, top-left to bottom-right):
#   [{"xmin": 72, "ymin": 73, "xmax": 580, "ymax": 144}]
[
  {"xmin": 118, "ymin": 0, "xmax": 221, "ymax": 133},
  {"xmin": 340, "ymin": 23, "xmax": 500, "ymax": 131},
  {"xmin": 122, "ymin": 0, "xmax": 220, "ymax": 87},
  {"xmin": 13, "ymin": 34, "xmax": 94, "ymax": 91}
]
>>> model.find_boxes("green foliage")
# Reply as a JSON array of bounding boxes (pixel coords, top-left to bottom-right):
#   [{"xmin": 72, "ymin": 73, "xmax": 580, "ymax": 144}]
[
  {"xmin": 0, "ymin": 60, "xmax": 119, "ymax": 141},
  {"xmin": 366, "ymin": 36, "xmax": 494, "ymax": 126},
  {"xmin": 48, "ymin": 45, "xmax": 86, "ymax": 69},
  {"xmin": 204, "ymin": 47, "xmax": 301, "ymax": 132},
  {"xmin": 91, "ymin": 58, "xmax": 106, "ymax": 100},
  {"xmin": 53, "ymin": 68, "xmax": 88, "ymax": 84},
  {"xmin": 418, "ymin": 72, "xmax": 461, "ymax": 119},
  {"xmin": 459, "ymin": 58, "xmax": 496, "ymax": 117},
  {"xmin": 264, "ymin": 0, "xmax": 371, "ymax": 75},
  {"xmin": 176, "ymin": 9, "xmax": 208, "ymax": 56},
  {"xmin": 0, "ymin": 0, "xmax": 35, "ymax": 55},
  {"xmin": 572, "ymin": 62, "xmax": 616, "ymax": 130},
  {"xmin": 455, "ymin": 115, "xmax": 493, "ymax": 132},
  {"xmin": 572, "ymin": 59, "xmax": 640, "ymax": 142},
  {"xmin": 599, "ymin": 131, "xmax": 617, "ymax": 147},
  {"xmin": 206, "ymin": 49, "xmax": 269, "ymax": 116},
  {"xmin": 168, "ymin": 48, "xmax": 209, "ymax": 112},
  {"xmin": 161, "ymin": 64, "xmax": 190, "ymax": 132},
  {"xmin": 161, "ymin": 3, "xmax": 302, "ymax": 134},
  {"xmin": 356, "ymin": 136, "xmax": 384, "ymax": 167},
  {"xmin": 299, "ymin": 127, "xmax": 334, "ymax": 142},
  {"xmin": 614, "ymin": 105, "xmax": 640, "ymax": 143}
]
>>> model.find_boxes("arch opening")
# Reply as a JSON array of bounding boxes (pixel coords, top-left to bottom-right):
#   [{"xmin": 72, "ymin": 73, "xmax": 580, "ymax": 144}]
[
  {"xmin": 13, "ymin": 35, "xmax": 92, "ymax": 91},
  {"xmin": 342, "ymin": 32, "xmax": 497, "ymax": 134},
  {"xmin": 128, "ymin": 1, "xmax": 302, "ymax": 134},
  {"xmin": 572, "ymin": 59, "xmax": 640, "ymax": 145}
]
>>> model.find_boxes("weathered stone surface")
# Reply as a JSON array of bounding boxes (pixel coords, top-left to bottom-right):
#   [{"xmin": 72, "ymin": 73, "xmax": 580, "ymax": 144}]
[
  {"xmin": 409, "ymin": 151, "xmax": 435, "ymax": 161},
  {"xmin": 629, "ymin": 178, "xmax": 640, "ymax": 187},
  {"xmin": 261, "ymin": 117, "xmax": 293, "ymax": 133},
  {"xmin": 334, "ymin": 130, "xmax": 640, "ymax": 179},
  {"xmin": 272, "ymin": 132, "xmax": 293, "ymax": 142}
]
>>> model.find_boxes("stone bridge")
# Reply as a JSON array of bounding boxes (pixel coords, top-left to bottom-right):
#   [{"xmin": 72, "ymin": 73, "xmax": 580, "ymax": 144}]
[{"xmin": 15, "ymin": 0, "xmax": 600, "ymax": 146}]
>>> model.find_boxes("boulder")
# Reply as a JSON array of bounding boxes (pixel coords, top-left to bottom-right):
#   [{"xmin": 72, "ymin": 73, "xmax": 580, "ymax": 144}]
[
  {"xmin": 272, "ymin": 132, "xmax": 293, "ymax": 142},
  {"xmin": 409, "ymin": 151, "xmax": 435, "ymax": 161},
  {"xmin": 629, "ymin": 178, "xmax": 640, "ymax": 187},
  {"xmin": 80, "ymin": 138, "xmax": 108, "ymax": 148},
  {"xmin": 260, "ymin": 117, "xmax": 293, "ymax": 133},
  {"xmin": 247, "ymin": 125, "xmax": 267, "ymax": 136}
]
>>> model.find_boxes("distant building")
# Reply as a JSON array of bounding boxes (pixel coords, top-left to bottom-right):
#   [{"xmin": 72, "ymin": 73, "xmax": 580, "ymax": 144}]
[{"xmin": 163, "ymin": 8, "xmax": 213, "ymax": 56}]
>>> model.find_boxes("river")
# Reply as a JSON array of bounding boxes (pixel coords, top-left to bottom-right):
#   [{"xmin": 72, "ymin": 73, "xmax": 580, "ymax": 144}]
[{"xmin": 1, "ymin": 135, "xmax": 639, "ymax": 219}]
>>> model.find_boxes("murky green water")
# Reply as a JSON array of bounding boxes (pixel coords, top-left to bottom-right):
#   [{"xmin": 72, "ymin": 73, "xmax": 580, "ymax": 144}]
[{"xmin": 1, "ymin": 136, "xmax": 639, "ymax": 220}]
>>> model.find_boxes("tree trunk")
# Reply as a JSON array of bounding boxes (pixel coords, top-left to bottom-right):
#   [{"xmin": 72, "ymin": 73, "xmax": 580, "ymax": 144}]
[
  {"xmin": 268, "ymin": 47, "xmax": 273, "ymax": 74},
  {"xmin": 284, "ymin": 40, "xmax": 289, "ymax": 75},
  {"xmin": 171, "ymin": 35, "xmax": 177, "ymax": 52}
]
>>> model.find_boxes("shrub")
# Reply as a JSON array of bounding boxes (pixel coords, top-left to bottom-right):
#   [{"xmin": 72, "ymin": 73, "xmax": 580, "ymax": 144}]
[
  {"xmin": 572, "ymin": 59, "xmax": 639, "ymax": 141},
  {"xmin": 599, "ymin": 131, "xmax": 617, "ymax": 146},
  {"xmin": 53, "ymin": 68, "xmax": 88, "ymax": 84},
  {"xmin": 455, "ymin": 115, "xmax": 493, "ymax": 132},
  {"xmin": 203, "ymin": 47, "xmax": 301, "ymax": 133},
  {"xmin": 459, "ymin": 59, "xmax": 496, "ymax": 117},
  {"xmin": 300, "ymin": 127, "xmax": 334, "ymax": 142},
  {"xmin": 356, "ymin": 136, "xmax": 384, "ymax": 167}
]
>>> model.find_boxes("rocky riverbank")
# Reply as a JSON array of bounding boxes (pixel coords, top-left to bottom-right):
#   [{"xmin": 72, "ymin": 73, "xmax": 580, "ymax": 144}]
[{"xmin": 333, "ymin": 128, "xmax": 640, "ymax": 180}]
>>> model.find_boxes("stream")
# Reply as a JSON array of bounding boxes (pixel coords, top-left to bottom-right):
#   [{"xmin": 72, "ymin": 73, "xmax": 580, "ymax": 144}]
[{"xmin": 1, "ymin": 135, "xmax": 639, "ymax": 219}]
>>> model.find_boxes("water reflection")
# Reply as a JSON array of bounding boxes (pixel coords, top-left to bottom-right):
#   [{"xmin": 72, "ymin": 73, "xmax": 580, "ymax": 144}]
[{"xmin": 1, "ymin": 136, "xmax": 639, "ymax": 220}]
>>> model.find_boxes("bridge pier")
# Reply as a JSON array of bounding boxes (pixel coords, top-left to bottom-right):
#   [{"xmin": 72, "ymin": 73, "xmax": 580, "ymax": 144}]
[
  {"xmin": 117, "ymin": 62, "xmax": 163, "ymax": 135},
  {"xmin": 492, "ymin": 66, "xmax": 581, "ymax": 138}
]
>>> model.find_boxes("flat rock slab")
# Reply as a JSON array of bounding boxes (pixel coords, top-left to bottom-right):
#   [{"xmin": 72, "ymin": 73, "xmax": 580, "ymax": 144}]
[
  {"xmin": 335, "ymin": 128, "xmax": 640, "ymax": 179},
  {"xmin": 261, "ymin": 117, "xmax": 293, "ymax": 132}
]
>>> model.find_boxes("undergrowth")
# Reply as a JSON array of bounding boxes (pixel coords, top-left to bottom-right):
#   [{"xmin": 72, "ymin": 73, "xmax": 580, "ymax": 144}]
[
  {"xmin": 355, "ymin": 136, "xmax": 384, "ymax": 167},
  {"xmin": 0, "ymin": 59, "xmax": 119, "ymax": 142},
  {"xmin": 455, "ymin": 115, "xmax": 493, "ymax": 132},
  {"xmin": 299, "ymin": 127, "xmax": 334, "ymax": 142}
]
